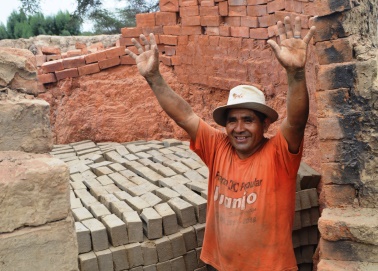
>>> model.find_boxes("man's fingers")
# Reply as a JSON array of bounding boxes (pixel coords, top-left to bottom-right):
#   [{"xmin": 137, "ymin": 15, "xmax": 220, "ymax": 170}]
[
  {"xmin": 149, "ymin": 33, "xmax": 157, "ymax": 47},
  {"xmin": 303, "ymin": 26, "xmax": 316, "ymax": 45},
  {"xmin": 132, "ymin": 36, "xmax": 145, "ymax": 54},
  {"xmin": 277, "ymin": 21, "xmax": 286, "ymax": 41},
  {"xmin": 140, "ymin": 34, "xmax": 150, "ymax": 51},
  {"xmin": 284, "ymin": 16, "xmax": 293, "ymax": 39},
  {"xmin": 125, "ymin": 48, "xmax": 137, "ymax": 60},
  {"xmin": 267, "ymin": 39, "xmax": 280, "ymax": 56},
  {"xmin": 293, "ymin": 17, "xmax": 301, "ymax": 38}
]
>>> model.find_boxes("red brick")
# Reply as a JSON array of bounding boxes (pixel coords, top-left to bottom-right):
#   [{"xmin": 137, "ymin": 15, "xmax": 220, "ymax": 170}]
[
  {"xmin": 228, "ymin": 0, "xmax": 247, "ymax": 5},
  {"xmin": 41, "ymin": 60, "xmax": 64, "ymax": 73},
  {"xmin": 35, "ymin": 55, "xmax": 46, "ymax": 67},
  {"xmin": 84, "ymin": 51, "xmax": 107, "ymax": 64},
  {"xmin": 315, "ymin": 38, "xmax": 353, "ymax": 65},
  {"xmin": 229, "ymin": 6, "xmax": 246, "ymax": 16},
  {"xmin": 201, "ymin": 0, "xmax": 215, "ymax": 6},
  {"xmin": 201, "ymin": 16, "xmax": 223, "ymax": 26},
  {"xmin": 181, "ymin": 26, "xmax": 202, "ymax": 35},
  {"xmin": 249, "ymin": 28, "xmax": 268, "ymax": 39},
  {"xmin": 159, "ymin": 35, "xmax": 178, "ymax": 45},
  {"xmin": 318, "ymin": 118, "xmax": 344, "ymax": 140},
  {"xmin": 218, "ymin": 1, "xmax": 228, "ymax": 16},
  {"xmin": 316, "ymin": 63, "xmax": 355, "ymax": 91},
  {"xmin": 285, "ymin": 0, "xmax": 302, "ymax": 13},
  {"xmin": 142, "ymin": 26, "xmax": 164, "ymax": 36},
  {"xmin": 315, "ymin": 88, "xmax": 350, "ymax": 118},
  {"xmin": 75, "ymin": 42, "xmax": 86, "ymax": 49},
  {"xmin": 247, "ymin": 5, "xmax": 267, "ymax": 17},
  {"xmin": 46, "ymin": 55, "xmax": 61, "ymax": 62},
  {"xmin": 98, "ymin": 57, "xmax": 121, "ymax": 70},
  {"xmin": 160, "ymin": 0, "xmax": 179, "ymax": 12},
  {"xmin": 160, "ymin": 55, "xmax": 172, "ymax": 66},
  {"xmin": 67, "ymin": 49, "xmax": 82, "ymax": 57},
  {"xmin": 267, "ymin": 0, "xmax": 285, "ymax": 13},
  {"xmin": 200, "ymin": 6, "xmax": 219, "ymax": 16},
  {"xmin": 171, "ymin": 56, "xmax": 182, "ymax": 65},
  {"xmin": 78, "ymin": 63, "xmax": 101, "ymax": 76},
  {"xmin": 63, "ymin": 56, "xmax": 86, "ymax": 69},
  {"xmin": 41, "ymin": 46, "xmax": 61, "ymax": 55},
  {"xmin": 81, "ymin": 48, "xmax": 88, "ymax": 55},
  {"xmin": 268, "ymin": 25, "xmax": 278, "ymax": 37},
  {"xmin": 180, "ymin": 6, "xmax": 199, "ymax": 16},
  {"xmin": 61, "ymin": 53, "xmax": 68, "ymax": 59},
  {"xmin": 120, "ymin": 55, "xmax": 137, "ymax": 65},
  {"xmin": 258, "ymin": 14, "xmax": 276, "ymax": 27},
  {"xmin": 315, "ymin": 0, "xmax": 352, "ymax": 17},
  {"xmin": 55, "ymin": 68, "xmax": 79, "ymax": 80},
  {"xmin": 181, "ymin": 16, "xmax": 201, "ymax": 26},
  {"xmin": 126, "ymin": 46, "xmax": 139, "ymax": 55},
  {"xmin": 136, "ymin": 13, "xmax": 156, "ymax": 27},
  {"xmin": 121, "ymin": 27, "xmax": 143, "ymax": 37},
  {"xmin": 230, "ymin": 26, "xmax": 250, "ymax": 38},
  {"xmin": 319, "ymin": 140, "xmax": 339, "ymax": 163},
  {"xmin": 224, "ymin": 16, "xmax": 241, "ymax": 26},
  {"xmin": 88, "ymin": 42, "xmax": 104, "ymax": 53},
  {"xmin": 164, "ymin": 46, "xmax": 176, "ymax": 56},
  {"xmin": 179, "ymin": 0, "xmax": 198, "ymax": 6},
  {"xmin": 163, "ymin": 25, "xmax": 182, "ymax": 35},
  {"xmin": 206, "ymin": 27, "xmax": 220, "ymax": 36},
  {"xmin": 241, "ymin": 16, "xmax": 258, "ymax": 27},
  {"xmin": 38, "ymin": 73, "xmax": 57, "ymax": 84},
  {"xmin": 104, "ymin": 46, "xmax": 126, "ymax": 59},
  {"xmin": 209, "ymin": 36, "xmax": 220, "ymax": 45},
  {"xmin": 322, "ymin": 184, "xmax": 356, "ymax": 207},
  {"xmin": 275, "ymin": 11, "xmax": 309, "ymax": 28},
  {"xmin": 117, "ymin": 37, "xmax": 135, "ymax": 47},
  {"xmin": 156, "ymin": 11, "xmax": 178, "ymax": 26},
  {"xmin": 302, "ymin": 2, "xmax": 317, "ymax": 16},
  {"xmin": 178, "ymin": 35, "xmax": 189, "ymax": 45},
  {"xmin": 247, "ymin": 0, "xmax": 266, "ymax": 5},
  {"xmin": 219, "ymin": 26, "xmax": 231, "ymax": 36}
]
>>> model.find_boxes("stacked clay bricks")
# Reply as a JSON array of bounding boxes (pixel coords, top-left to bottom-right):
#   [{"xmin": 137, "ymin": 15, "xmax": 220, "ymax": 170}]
[
  {"xmin": 51, "ymin": 138, "xmax": 320, "ymax": 271},
  {"xmin": 37, "ymin": 0, "xmax": 316, "ymax": 87}
]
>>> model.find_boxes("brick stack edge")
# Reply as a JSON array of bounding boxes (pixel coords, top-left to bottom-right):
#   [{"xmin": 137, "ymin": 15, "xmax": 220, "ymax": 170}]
[
  {"xmin": 51, "ymin": 139, "xmax": 321, "ymax": 271},
  {"xmin": 37, "ymin": 0, "xmax": 317, "ymax": 87}
]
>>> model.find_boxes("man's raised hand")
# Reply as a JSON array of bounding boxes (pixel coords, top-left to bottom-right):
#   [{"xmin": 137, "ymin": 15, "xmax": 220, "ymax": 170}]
[
  {"xmin": 125, "ymin": 33, "xmax": 160, "ymax": 78},
  {"xmin": 267, "ymin": 17, "xmax": 316, "ymax": 74}
]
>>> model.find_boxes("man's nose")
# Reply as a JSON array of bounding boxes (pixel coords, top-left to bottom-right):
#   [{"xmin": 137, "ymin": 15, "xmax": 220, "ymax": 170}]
[{"xmin": 234, "ymin": 121, "xmax": 245, "ymax": 132}]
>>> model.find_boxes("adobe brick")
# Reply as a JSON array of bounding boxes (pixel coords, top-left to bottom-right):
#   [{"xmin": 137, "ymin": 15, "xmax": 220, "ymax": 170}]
[
  {"xmin": 224, "ymin": 16, "xmax": 241, "ymax": 26},
  {"xmin": 75, "ymin": 42, "xmax": 86, "ymax": 49},
  {"xmin": 156, "ymin": 11, "xmax": 178, "ymax": 26},
  {"xmin": 120, "ymin": 55, "xmax": 137, "ymax": 65},
  {"xmin": 200, "ymin": 6, "xmax": 219, "ymax": 16},
  {"xmin": 206, "ymin": 26, "xmax": 220, "ymax": 36},
  {"xmin": 181, "ymin": 26, "xmax": 202, "ymax": 35},
  {"xmin": 229, "ymin": 6, "xmax": 247, "ymax": 16},
  {"xmin": 249, "ymin": 28, "xmax": 269, "ymax": 39},
  {"xmin": 136, "ymin": 13, "xmax": 156, "ymax": 27},
  {"xmin": 142, "ymin": 25, "xmax": 164, "ymax": 36},
  {"xmin": 98, "ymin": 57, "xmax": 121, "ymax": 70},
  {"xmin": 247, "ymin": 0, "xmax": 266, "ymax": 5},
  {"xmin": 318, "ymin": 117, "xmax": 344, "ymax": 140},
  {"xmin": 63, "ymin": 56, "xmax": 86, "ymax": 69},
  {"xmin": 241, "ymin": 16, "xmax": 258, "ymax": 28},
  {"xmin": 267, "ymin": 0, "xmax": 285, "ymax": 13},
  {"xmin": 121, "ymin": 27, "xmax": 143, "ymax": 37},
  {"xmin": 322, "ymin": 184, "xmax": 356, "ymax": 207},
  {"xmin": 78, "ymin": 63, "xmax": 101, "ymax": 76},
  {"xmin": 171, "ymin": 55, "xmax": 181, "ymax": 65},
  {"xmin": 163, "ymin": 25, "xmax": 182, "ymax": 35},
  {"xmin": 164, "ymin": 46, "xmax": 177, "ymax": 56},
  {"xmin": 181, "ymin": 16, "xmax": 201, "ymax": 26},
  {"xmin": 230, "ymin": 26, "xmax": 250, "ymax": 38},
  {"xmin": 285, "ymin": 0, "xmax": 303, "ymax": 13},
  {"xmin": 219, "ymin": 25, "xmax": 231, "ymax": 36},
  {"xmin": 159, "ymin": 35, "xmax": 178, "ymax": 45},
  {"xmin": 41, "ymin": 46, "xmax": 61, "ymax": 55},
  {"xmin": 105, "ymin": 46, "xmax": 126, "ymax": 59},
  {"xmin": 117, "ymin": 37, "xmax": 135, "ymax": 47},
  {"xmin": 85, "ymin": 51, "xmax": 107, "ymax": 64},
  {"xmin": 160, "ymin": 0, "xmax": 179, "ymax": 12},
  {"xmin": 302, "ymin": 2, "xmax": 317, "ymax": 16},
  {"xmin": 179, "ymin": 0, "xmax": 198, "ymax": 7},
  {"xmin": 178, "ymin": 35, "xmax": 189, "ymax": 45},
  {"xmin": 101, "ymin": 214, "xmax": 129, "ymax": 246},
  {"xmin": 258, "ymin": 14, "xmax": 276, "ymax": 27},
  {"xmin": 46, "ymin": 54, "xmax": 61, "ymax": 61},
  {"xmin": 228, "ymin": 0, "xmax": 247, "ymax": 5},
  {"xmin": 180, "ymin": 6, "xmax": 199, "ymax": 17},
  {"xmin": 38, "ymin": 73, "xmax": 57, "ymax": 84},
  {"xmin": 41, "ymin": 59, "xmax": 64, "ymax": 73},
  {"xmin": 201, "ymin": 16, "xmax": 223, "ymax": 26},
  {"xmin": 55, "ymin": 68, "xmax": 79, "ymax": 80},
  {"xmin": 316, "ymin": 62, "xmax": 355, "ymax": 91},
  {"xmin": 67, "ymin": 49, "xmax": 82, "ymax": 57},
  {"xmin": 218, "ymin": 1, "xmax": 228, "ymax": 16},
  {"xmin": 247, "ymin": 4, "xmax": 267, "ymax": 17},
  {"xmin": 201, "ymin": 0, "xmax": 215, "ymax": 6},
  {"xmin": 315, "ymin": 0, "xmax": 352, "ymax": 17},
  {"xmin": 315, "ymin": 38, "xmax": 353, "ymax": 65}
]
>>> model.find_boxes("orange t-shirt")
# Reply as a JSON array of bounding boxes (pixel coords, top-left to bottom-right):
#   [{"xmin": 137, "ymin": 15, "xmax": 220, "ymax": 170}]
[{"xmin": 190, "ymin": 119, "xmax": 303, "ymax": 271}]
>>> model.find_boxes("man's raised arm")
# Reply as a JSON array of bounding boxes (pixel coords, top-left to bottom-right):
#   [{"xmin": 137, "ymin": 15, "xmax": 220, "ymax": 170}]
[
  {"xmin": 126, "ymin": 34, "xmax": 200, "ymax": 140},
  {"xmin": 267, "ymin": 17, "xmax": 316, "ymax": 154}
]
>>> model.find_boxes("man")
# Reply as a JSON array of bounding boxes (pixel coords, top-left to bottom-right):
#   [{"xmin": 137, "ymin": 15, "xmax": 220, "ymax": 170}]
[{"xmin": 126, "ymin": 17, "xmax": 315, "ymax": 271}]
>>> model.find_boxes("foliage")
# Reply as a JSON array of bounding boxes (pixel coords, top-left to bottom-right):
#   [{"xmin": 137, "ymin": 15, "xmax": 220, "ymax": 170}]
[{"xmin": 1, "ymin": 10, "xmax": 81, "ymax": 39}]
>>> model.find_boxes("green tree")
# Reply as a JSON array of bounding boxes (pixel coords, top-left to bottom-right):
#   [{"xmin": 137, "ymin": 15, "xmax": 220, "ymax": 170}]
[
  {"xmin": 6, "ymin": 10, "xmax": 28, "ymax": 39},
  {"xmin": 0, "ymin": 23, "xmax": 8, "ymax": 40}
]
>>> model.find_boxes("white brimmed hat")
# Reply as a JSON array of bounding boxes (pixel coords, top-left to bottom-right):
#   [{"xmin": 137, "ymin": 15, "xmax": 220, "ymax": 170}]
[{"xmin": 212, "ymin": 85, "xmax": 278, "ymax": 126}]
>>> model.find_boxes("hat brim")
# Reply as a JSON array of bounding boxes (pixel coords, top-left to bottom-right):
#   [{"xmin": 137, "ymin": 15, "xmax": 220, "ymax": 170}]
[{"xmin": 212, "ymin": 102, "xmax": 279, "ymax": 127}]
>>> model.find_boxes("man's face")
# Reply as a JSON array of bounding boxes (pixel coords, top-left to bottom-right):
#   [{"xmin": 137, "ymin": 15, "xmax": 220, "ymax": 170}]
[{"xmin": 225, "ymin": 108, "xmax": 270, "ymax": 159}]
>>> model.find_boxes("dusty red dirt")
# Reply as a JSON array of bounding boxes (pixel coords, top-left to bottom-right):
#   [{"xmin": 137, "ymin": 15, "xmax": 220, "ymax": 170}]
[{"xmin": 39, "ymin": 62, "xmax": 320, "ymax": 171}]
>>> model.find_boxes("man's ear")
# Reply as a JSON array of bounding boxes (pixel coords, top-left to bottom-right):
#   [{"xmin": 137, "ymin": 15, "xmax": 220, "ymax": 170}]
[{"xmin": 263, "ymin": 118, "xmax": 271, "ymax": 132}]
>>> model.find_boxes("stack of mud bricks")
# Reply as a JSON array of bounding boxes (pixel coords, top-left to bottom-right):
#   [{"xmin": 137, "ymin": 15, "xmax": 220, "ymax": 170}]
[
  {"xmin": 51, "ymin": 137, "xmax": 321, "ymax": 271},
  {"xmin": 0, "ymin": 50, "xmax": 78, "ymax": 270},
  {"xmin": 310, "ymin": 1, "xmax": 378, "ymax": 270}
]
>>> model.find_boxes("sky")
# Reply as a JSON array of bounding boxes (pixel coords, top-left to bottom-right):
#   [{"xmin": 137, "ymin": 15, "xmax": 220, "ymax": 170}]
[{"xmin": 0, "ymin": 0, "xmax": 123, "ymax": 32}]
